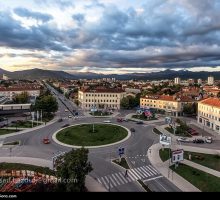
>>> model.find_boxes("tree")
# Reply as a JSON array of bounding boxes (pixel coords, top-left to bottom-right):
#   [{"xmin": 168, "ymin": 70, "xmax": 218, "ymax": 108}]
[
  {"xmin": 120, "ymin": 96, "xmax": 130, "ymax": 109},
  {"xmin": 55, "ymin": 148, "xmax": 93, "ymax": 192},
  {"xmin": 13, "ymin": 91, "xmax": 29, "ymax": 103},
  {"xmin": 183, "ymin": 103, "xmax": 197, "ymax": 115},
  {"xmin": 34, "ymin": 95, "xmax": 58, "ymax": 116}
]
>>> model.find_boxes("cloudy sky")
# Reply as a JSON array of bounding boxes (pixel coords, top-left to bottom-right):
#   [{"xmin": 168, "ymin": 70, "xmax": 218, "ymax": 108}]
[{"xmin": 1, "ymin": 0, "xmax": 220, "ymax": 74}]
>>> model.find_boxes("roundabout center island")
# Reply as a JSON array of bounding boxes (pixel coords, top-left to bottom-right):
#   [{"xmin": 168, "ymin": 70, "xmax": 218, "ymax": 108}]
[{"xmin": 54, "ymin": 123, "xmax": 130, "ymax": 148}]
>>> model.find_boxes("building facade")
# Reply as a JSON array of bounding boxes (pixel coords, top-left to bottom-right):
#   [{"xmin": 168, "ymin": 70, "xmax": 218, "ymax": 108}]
[
  {"xmin": 78, "ymin": 87, "xmax": 126, "ymax": 110},
  {"xmin": 208, "ymin": 76, "xmax": 214, "ymax": 85},
  {"xmin": 198, "ymin": 98, "xmax": 220, "ymax": 134},
  {"xmin": 174, "ymin": 77, "xmax": 181, "ymax": 85},
  {"xmin": 140, "ymin": 95, "xmax": 194, "ymax": 116}
]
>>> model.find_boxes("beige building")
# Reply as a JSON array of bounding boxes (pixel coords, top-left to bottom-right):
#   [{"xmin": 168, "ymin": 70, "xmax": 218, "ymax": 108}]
[
  {"xmin": 198, "ymin": 98, "xmax": 220, "ymax": 134},
  {"xmin": 174, "ymin": 77, "xmax": 181, "ymax": 85},
  {"xmin": 140, "ymin": 95, "xmax": 194, "ymax": 116},
  {"xmin": 208, "ymin": 76, "xmax": 214, "ymax": 85},
  {"xmin": 78, "ymin": 87, "xmax": 126, "ymax": 110}
]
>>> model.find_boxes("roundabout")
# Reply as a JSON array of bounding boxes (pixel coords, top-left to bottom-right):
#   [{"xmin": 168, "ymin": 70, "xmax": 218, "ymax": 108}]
[{"xmin": 52, "ymin": 123, "xmax": 131, "ymax": 148}]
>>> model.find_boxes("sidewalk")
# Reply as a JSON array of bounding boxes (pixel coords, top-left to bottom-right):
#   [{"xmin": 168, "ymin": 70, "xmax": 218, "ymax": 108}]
[
  {"xmin": 0, "ymin": 156, "xmax": 107, "ymax": 192},
  {"xmin": 148, "ymin": 143, "xmax": 200, "ymax": 192},
  {"xmin": 0, "ymin": 116, "xmax": 59, "ymax": 139},
  {"xmin": 182, "ymin": 159, "xmax": 220, "ymax": 178}
]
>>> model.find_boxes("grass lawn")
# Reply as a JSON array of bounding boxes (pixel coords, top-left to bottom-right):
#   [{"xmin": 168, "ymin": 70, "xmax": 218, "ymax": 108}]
[
  {"xmin": 0, "ymin": 163, "xmax": 55, "ymax": 175},
  {"xmin": 184, "ymin": 151, "xmax": 220, "ymax": 172},
  {"xmin": 56, "ymin": 124, "xmax": 128, "ymax": 146},
  {"xmin": 165, "ymin": 127, "xmax": 191, "ymax": 137},
  {"xmin": 89, "ymin": 111, "xmax": 112, "ymax": 116},
  {"xmin": 0, "ymin": 129, "xmax": 20, "ymax": 135},
  {"xmin": 112, "ymin": 158, "xmax": 130, "ymax": 169},
  {"xmin": 170, "ymin": 163, "xmax": 220, "ymax": 192},
  {"xmin": 153, "ymin": 128, "xmax": 162, "ymax": 135},
  {"xmin": 10, "ymin": 121, "xmax": 39, "ymax": 128},
  {"xmin": 132, "ymin": 115, "xmax": 157, "ymax": 121},
  {"xmin": 159, "ymin": 148, "xmax": 170, "ymax": 162}
]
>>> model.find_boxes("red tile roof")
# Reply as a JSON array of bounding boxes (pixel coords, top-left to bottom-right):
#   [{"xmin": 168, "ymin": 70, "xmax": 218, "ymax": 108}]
[{"xmin": 200, "ymin": 98, "xmax": 220, "ymax": 108}]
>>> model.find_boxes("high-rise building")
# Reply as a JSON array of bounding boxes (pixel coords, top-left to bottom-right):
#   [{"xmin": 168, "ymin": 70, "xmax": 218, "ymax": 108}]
[
  {"xmin": 2, "ymin": 74, "xmax": 9, "ymax": 80},
  {"xmin": 174, "ymin": 77, "xmax": 181, "ymax": 84},
  {"xmin": 197, "ymin": 79, "xmax": 202, "ymax": 85},
  {"xmin": 208, "ymin": 76, "xmax": 214, "ymax": 85}
]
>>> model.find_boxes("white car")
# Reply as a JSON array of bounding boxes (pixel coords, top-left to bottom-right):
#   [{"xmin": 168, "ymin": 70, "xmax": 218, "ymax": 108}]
[
  {"xmin": 103, "ymin": 120, "xmax": 111, "ymax": 123},
  {"xmin": 68, "ymin": 115, "xmax": 72, "ymax": 118},
  {"xmin": 176, "ymin": 137, "xmax": 191, "ymax": 143},
  {"xmin": 205, "ymin": 137, "xmax": 212, "ymax": 144},
  {"xmin": 65, "ymin": 109, "xmax": 68, "ymax": 112}
]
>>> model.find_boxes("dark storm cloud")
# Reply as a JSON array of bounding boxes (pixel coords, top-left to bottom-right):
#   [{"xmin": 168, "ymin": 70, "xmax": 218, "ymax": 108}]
[
  {"xmin": 14, "ymin": 7, "xmax": 53, "ymax": 22},
  {"xmin": 0, "ymin": 11, "xmax": 68, "ymax": 51}
]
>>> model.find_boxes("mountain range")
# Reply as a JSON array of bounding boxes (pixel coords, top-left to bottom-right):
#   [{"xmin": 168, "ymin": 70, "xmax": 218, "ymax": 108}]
[{"xmin": 0, "ymin": 68, "xmax": 219, "ymax": 81}]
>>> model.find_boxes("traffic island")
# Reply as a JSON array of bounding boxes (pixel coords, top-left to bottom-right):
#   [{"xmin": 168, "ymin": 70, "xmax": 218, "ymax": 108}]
[{"xmin": 53, "ymin": 123, "xmax": 131, "ymax": 148}]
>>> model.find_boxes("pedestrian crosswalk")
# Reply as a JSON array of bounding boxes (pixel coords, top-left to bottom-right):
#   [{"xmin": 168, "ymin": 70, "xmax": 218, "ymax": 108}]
[{"xmin": 97, "ymin": 164, "xmax": 161, "ymax": 189}]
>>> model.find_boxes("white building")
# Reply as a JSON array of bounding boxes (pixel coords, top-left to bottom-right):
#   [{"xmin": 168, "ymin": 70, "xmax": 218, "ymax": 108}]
[
  {"xmin": 198, "ymin": 98, "xmax": 220, "ymax": 134},
  {"xmin": 2, "ymin": 74, "xmax": 9, "ymax": 81},
  {"xmin": 78, "ymin": 87, "xmax": 126, "ymax": 110},
  {"xmin": 174, "ymin": 77, "xmax": 181, "ymax": 85},
  {"xmin": 208, "ymin": 76, "xmax": 214, "ymax": 85},
  {"xmin": 0, "ymin": 87, "xmax": 40, "ymax": 101},
  {"xmin": 197, "ymin": 79, "xmax": 202, "ymax": 85}
]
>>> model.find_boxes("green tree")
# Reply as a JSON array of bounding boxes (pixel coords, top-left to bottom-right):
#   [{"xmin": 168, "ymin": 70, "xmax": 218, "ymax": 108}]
[
  {"xmin": 34, "ymin": 95, "xmax": 58, "ymax": 116},
  {"xmin": 13, "ymin": 91, "xmax": 29, "ymax": 103},
  {"xmin": 55, "ymin": 148, "xmax": 93, "ymax": 192},
  {"xmin": 183, "ymin": 103, "xmax": 197, "ymax": 115},
  {"xmin": 120, "ymin": 96, "xmax": 130, "ymax": 109}
]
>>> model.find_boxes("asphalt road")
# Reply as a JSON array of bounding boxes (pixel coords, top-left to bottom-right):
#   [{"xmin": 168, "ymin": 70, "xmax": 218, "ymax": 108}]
[{"xmin": 0, "ymin": 84, "xmax": 181, "ymax": 192}]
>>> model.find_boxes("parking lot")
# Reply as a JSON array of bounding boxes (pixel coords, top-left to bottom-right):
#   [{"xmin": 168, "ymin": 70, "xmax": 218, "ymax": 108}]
[{"xmin": 189, "ymin": 124, "xmax": 214, "ymax": 137}]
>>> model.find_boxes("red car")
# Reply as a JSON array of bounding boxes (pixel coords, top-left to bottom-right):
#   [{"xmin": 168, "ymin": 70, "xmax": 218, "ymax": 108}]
[
  {"xmin": 117, "ymin": 118, "xmax": 123, "ymax": 122},
  {"xmin": 43, "ymin": 137, "xmax": 50, "ymax": 144}
]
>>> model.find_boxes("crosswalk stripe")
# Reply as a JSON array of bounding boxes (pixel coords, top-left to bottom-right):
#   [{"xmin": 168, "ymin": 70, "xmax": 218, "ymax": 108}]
[
  {"xmin": 125, "ymin": 174, "xmax": 133, "ymax": 182},
  {"xmin": 111, "ymin": 173, "xmax": 121, "ymax": 185},
  {"xmin": 148, "ymin": 165, "xmax": 160, "ymax": 174},
  {"xmin": 118, "ymin": 172, "xmax": 128, "ymax": 183},
  {"xmin": 147, "ymin": 165, "xmax": 159, "ymax": 175},
  {"xmin": 100, "ymin": 177, "xmax": 108, "ymax": 189},
  {"xmin": 139, "ymin": 166, "xmax": 152, "ymax": 177},
  {"xmin": 142, "ymin": 166, "xmax": 154, "ymax": 176},
  {"xmin": 145, "ymin": 166, "xmax": 157, "ymax": 175},
  {"xmin": 97, "ymin": 178, "xmax": 102, "ymax": 184},
  {"xmin": 130, "ymin": 169, "xmax": 141, "ymax": 179},
  {"xmin": 103, "ymin": 176, "xmax": 113, "ymax": 188},
  {"xmin": 114, "ymin": 173, "xmax": 125, "ymax": 184},
  {"xmin": 135, "ymin": 168, "xmax": 147, "ymax": 178},
  {"xmin": 108, "ymin": 176, "xmax": 117, "ymax": 187},
  {"xmin": 128, "ymin": 170, "xmax": 138, "ymax": 180}
]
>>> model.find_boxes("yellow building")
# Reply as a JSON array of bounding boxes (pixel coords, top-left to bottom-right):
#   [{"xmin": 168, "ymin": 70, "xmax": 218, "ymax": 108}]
[
  {"xmin": 78, "ymin": 87, "xmax": 126, "ymax": 110},
  {"xmin": 140, "ymin": 95, "xmax": 194, "ymax": 116},
  {"xmin": 198, "ymin": 98, "xmax": 220, "ymax": 134}
]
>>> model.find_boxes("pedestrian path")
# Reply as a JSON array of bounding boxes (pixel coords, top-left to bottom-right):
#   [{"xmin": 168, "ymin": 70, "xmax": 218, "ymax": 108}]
[{"xmin": 97, "ymin": 164, "xmax": 161, "ymax": 189}]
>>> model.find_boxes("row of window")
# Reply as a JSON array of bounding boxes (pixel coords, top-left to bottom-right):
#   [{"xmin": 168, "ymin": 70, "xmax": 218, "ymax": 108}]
[
  {"xmin": 85, "ymin": 94, "xmax": 119, "ymax": 98},
  {"xmin": 85, "ymin": 99, "xmax": 118, "ymax": 103},
  {"xmin": 199, "ymin": 112, "xmax": 220, "ymax": 121},
  {"xmin": 141, "ymin": 104, "xmax": 176, "ymax": 110},
  {"xmin": 85, "ymin": 104, "xmax": 118, "ymax": 108},
  {"xmin": 199, "ymin": 118, "xmax": 220, "ymax": 131},
  {"xmin": 199, "ymin": 105, "xmax": 220, "ymax": 114}
]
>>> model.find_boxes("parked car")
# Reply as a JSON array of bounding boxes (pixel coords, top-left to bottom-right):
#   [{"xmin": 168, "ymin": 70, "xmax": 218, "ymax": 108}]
[
  {"xmin": 123, "ymin": 118, "xmax": 129, "ymax": 122},
  {"xmin": 205, "ymin": 137, "xmax": 212, "ymax": 144},
  {"xmin": 43, "ymin": 137, "xmax": 50, "ymax": 144},
  {"xmin": 193, "ymin": 139, "xmax": 204, "ymax": 144},
  {"xmin": 57, "ymin": 118, "xmax": 63, "ymax": 122},
  {"xmin": 176, "ymin": 137, "xmax": 191, "ymax": 143},
  {"xmin": 187, "ymin": 128, "xmax": 198, "ymax": 135},
  {"xmin": 136, "ymin": 121, "xmax": 144, "ymax": 125},
  {"xmin": 117, "ymin": 118, "xmax": 123, "ymax": 122},
  {"xmin": 65, "ymin": 109, "xmax": 68, "ymax": 112},
  {"xmin": 68, "ymin": 115, "xmax": 72, "ymax": 118},
  {"xmin": 130, "ymin": 128, "xmax": 135, "ymax": 132},
  {"xmin": 103, "ymin": 120, "xmax": 111, "ymax": 123},
  {"xmin": 61, "ymin": 124, "xmax": 70, "ymax": 128}
]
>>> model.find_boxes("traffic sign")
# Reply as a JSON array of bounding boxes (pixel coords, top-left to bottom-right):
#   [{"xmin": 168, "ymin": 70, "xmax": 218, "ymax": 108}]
[{"xmin": 118, "ymin": 147, "xmax": 125, "ymax": 156}]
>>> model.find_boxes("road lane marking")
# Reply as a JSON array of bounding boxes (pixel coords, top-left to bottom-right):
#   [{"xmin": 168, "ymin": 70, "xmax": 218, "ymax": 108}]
[
  {"xmin": 144, "ymin": 166, "xmax": 157, "ymax": 176},
  {"xmin": 118, "ymin": 172, "xmax": 128, "ymax": 183},
  {"xmin": 114, "ymin": 173, "xmax": 125, "ymax": 184},
  {"xmin": 139, "ymin": 166, "xmax": 152, "ymax": 177},
  {"xmin": 148, "ymin": 165, "xmax": 160, "ymax": 174},
  {"xmin": 111, "ymin": 173, "xmax": 121, "ymax": 185},
  {"xmin": 143, "ymin": 175, "xmax": 163, "ymax": 182},
  {"xmin": 135, "ymin": 168, "xmax": 148, "ymax": 178}
]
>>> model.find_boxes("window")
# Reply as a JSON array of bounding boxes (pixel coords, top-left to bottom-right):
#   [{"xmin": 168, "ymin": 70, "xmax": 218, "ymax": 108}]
[
  {"xmin": 199, "ymin": 118, "xmax": 202, "ymax": 123},
  {"xmin": 216, "ymin": 125, "xmax": 220, "ymax": 131}
]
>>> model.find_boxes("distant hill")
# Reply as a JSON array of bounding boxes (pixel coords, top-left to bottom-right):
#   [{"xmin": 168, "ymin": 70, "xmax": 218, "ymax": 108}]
[{"xmin": 0, "ymin": 68, "xmax": 220, "ymax": 80}]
